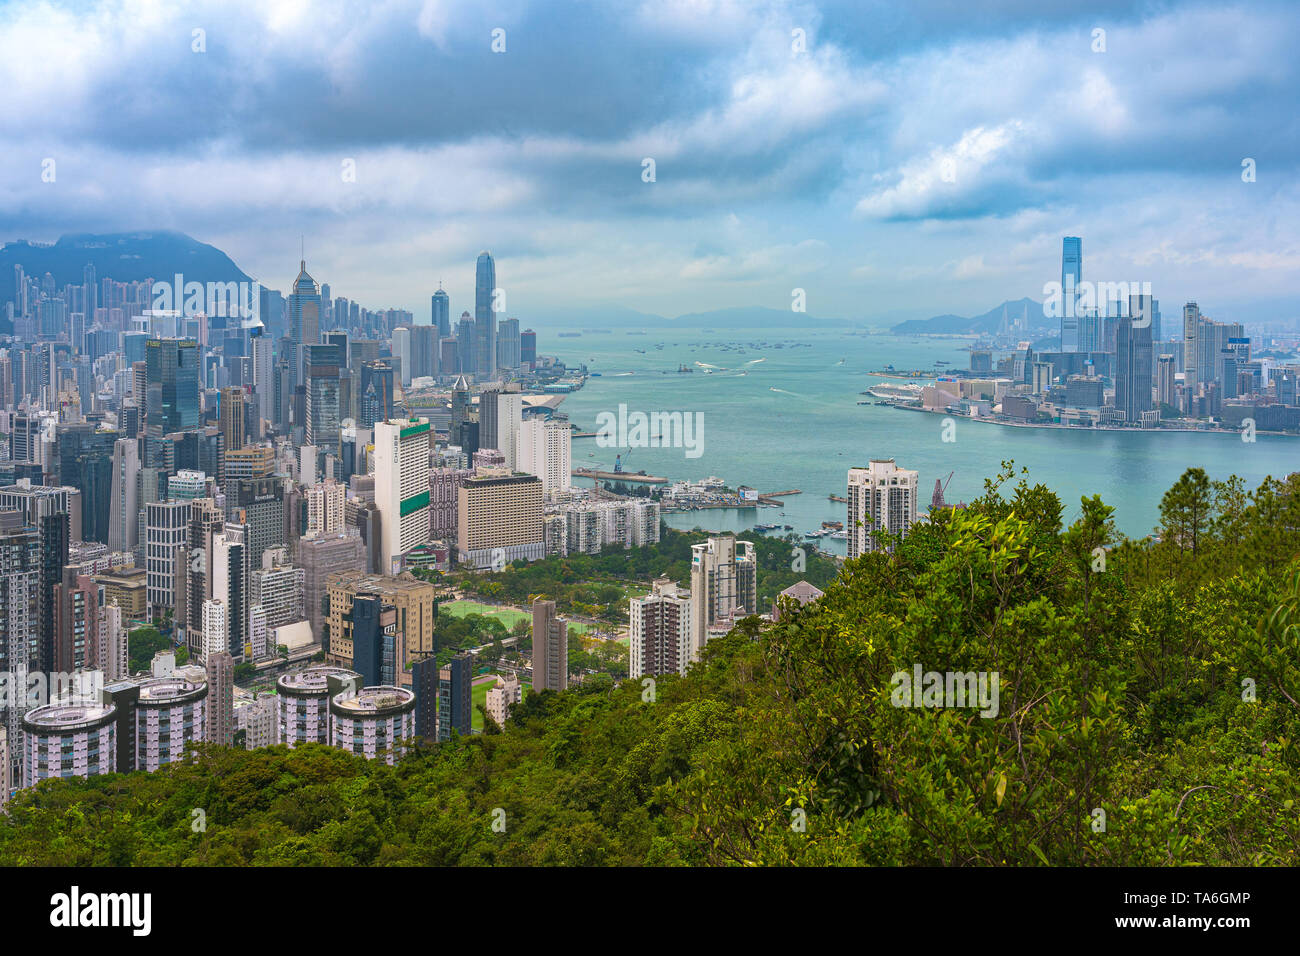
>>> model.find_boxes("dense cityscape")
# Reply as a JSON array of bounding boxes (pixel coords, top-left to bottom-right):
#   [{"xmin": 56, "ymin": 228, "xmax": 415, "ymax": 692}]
[{"xmin": 2, "ymin": 0, "xmax": 1298, "ymax": 936}]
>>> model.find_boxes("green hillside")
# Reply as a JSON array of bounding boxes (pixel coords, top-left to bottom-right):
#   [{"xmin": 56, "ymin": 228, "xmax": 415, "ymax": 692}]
[{"xmin": 2, "ymin": 464, "xmax": 1298, "ymax": 867}]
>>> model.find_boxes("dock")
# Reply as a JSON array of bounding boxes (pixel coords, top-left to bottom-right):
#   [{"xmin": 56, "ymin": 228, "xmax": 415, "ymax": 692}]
[{"xmin": 572, "ymin": 468, "xmax": 668, "ymax": 485}]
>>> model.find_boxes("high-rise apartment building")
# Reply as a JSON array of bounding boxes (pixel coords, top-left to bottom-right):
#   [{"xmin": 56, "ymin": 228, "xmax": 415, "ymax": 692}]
[
  {"xmin": 437, "ymin": 652, "xmax": 473, "ymax": 740},
  {"xmin": 306, "ymin": 478, "xmax": 346, "ymax": 535},
  {"xmin": 847, "ymin": 459, "xmax": 919, "ymax": 557},
  {"xmin": 629, "ymin": 578, "xmax": 692, "ymax": 679},
  {"xmin": 204, "ymin": 649, "xmax": 234, "ymax": 746},
  {"xmin": 689, "ymin": 535, "xmax": 757, "ymax": 659},
  {"xmin": 531, "ymin": 599, "xmax": 568, "ymax": 692},
  {"xmin": 518, "ymin": 417, "xmax": 572, "ymax": 496},
  {"xmin": 485, "ymin": 675, "xmax": 522, "ymax": 728}
]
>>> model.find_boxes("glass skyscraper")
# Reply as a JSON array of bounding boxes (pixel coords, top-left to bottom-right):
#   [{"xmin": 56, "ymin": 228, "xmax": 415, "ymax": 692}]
[
  {"xmin": 145, "ymin": 338, "xmax": 200, "ymax": 439},
  {"xmin": 474, "ymin": 251, "xmax": 496, "ymax": 379},
  {"xmin": 1060, "ymin": 236, "xmax": 1082, "ymax": 352}
]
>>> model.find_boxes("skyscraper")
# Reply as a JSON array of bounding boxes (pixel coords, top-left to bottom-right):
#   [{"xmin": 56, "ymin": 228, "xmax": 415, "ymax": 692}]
[
  {"xmin": 431, "ymin": 286, "xmax": 450, "ymax": 337},
  {"xmin": 373, "ymin": 418, "xmax": 432, "ymax": 574},
  {"xmin": 518, "ymin": 416, "xmax": 572, "ymax": 496},
  {"xmin": 1060, "ymin": 236, "xmax": 1082, "ymax": 352},
  {"xmin": 437, "ymin": 652, "xmax": 473, "ymax": 740},
  {"xmin": 1183, "ymin": 302, "xmax": 1201, "ymax": 389},
  {"xmin": 474, "ymin": 251, "xmax": 497, "ymax": 379},
  {"xmin": 288, "ymin": 260, "xmax": 321, "ymax": 386},
  {"xmin": 847, "ymin": 459, "xmax": 918, "ymax": 557},
  {"xmin": 1115, "ymin": 310, "xmax": 1155, "ymax": 424},
  {"xmin": 0, "ymin": 514, "xmax": 39, "ymax": 789},
  {"xmin": 304, "ymin": 342, "xmax": 342, "ymax": 454},
  {"xmin": 531, "ymin": 599, "xmax": 568, "ymax": 692},
  {"xmin": 145, "ymin": 338, "xmax": 200, "ymax": 439},
  {"xmin": 219, "ymin": 386, "xmax": 246, "ymax": 459},
  {"xmin": 496, "ymin": 317, "xmax": 521, "ymax": 371}
]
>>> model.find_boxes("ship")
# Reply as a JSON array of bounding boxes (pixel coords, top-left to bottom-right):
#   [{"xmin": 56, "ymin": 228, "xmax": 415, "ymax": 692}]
[{"xmin": 865, "ymin": 382, "xmax": 925, "ymax": 403}]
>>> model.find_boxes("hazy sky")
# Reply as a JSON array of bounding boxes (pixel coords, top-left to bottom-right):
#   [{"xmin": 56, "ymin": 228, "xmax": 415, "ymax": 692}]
[{"xmin": 2, "ymin": 0, "xmax": 1298, "ymax": 325}]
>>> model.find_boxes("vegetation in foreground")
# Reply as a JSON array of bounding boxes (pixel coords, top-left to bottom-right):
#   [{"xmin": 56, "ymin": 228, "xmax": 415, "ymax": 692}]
[{"xmin": 3, "ymin": 464, "xmax": 1299, "ymax": 866}]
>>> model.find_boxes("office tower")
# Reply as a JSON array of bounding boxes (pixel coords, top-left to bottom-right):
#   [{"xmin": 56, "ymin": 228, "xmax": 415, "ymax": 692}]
[
  {"xmin": 299, "ymin": 530, "xmax": 364, "ymax": 641},
  {"xmin": 324, "ymin": 572, "xmax": 437, "ymax": 669},
  {"xmin": 1032, "ymin": 361, "xmax": 1053, "ymax": 395},
  {"xmin": 518, "ymin": 417, "xmax": 572, "ymax": 496},
  {"xmin": 431, "ymin": 286, "xmax": 450, "ymax": 337},
  {"xmin": 441, "ymin": 337, "xmax": 459, "ymax": 376},
  {"xmin": 108, "ymin": 437, "xmax": 140, "ymax": 554},
  {"xmin": 411, "ymin": 656, "xmax": 438, "ymax": 739},
  {"xmin": 847, "ymin": 459, "xmax": 919, "ymax": 558},
  {"xmin": 520, "ymin": 329, "xmax": 536, "ymax": 367},
  {"xmin": 359, "ymin": 360, "xmax": 396, "ymax": 428},
  {"xmin": 1156, "ymin": 354, "xmax": 1177, "ymax": 408},
  {"xmin": 224, "ymin": 445, "xmax": 274, "ymax": 483},
  {"xmin": 629, "ymin": 578, "xmax": 692, "ymax": 679},
  {"xmin": 485, "ymin": 676, "xmax": 522, "ymax": 727},
  {"xmin": 251, "ymin": 329, "xmax": 273, "ymax": 433},
  {"xmin": 306, "ymin": 478, "xmax": 346, "ymax": 535},
  {"xmin": 373, "ymin": 418, "xmax": 432, "ymax": 573},
  {"xmin": 1183, "ymin": 302, "xmax": 1201, "ymax": 388},
  {"xmin": 0, "ymin": 516, "xmax": 40, "ymax": 789},
  {"xmin": 168, "ymin": 469, "xmax": 208, "ymax": 500},
  {"xmin": 144, "ymin": 338, "xmax": 200, "ymax": 438},
  {"xmin": 531, "ymin": 599, "xmax": 568, "ymax": 692},
  {"xmin": 456, "ymin": 472, "xmax": 544, "ymax": 567},
  {"xmin": 0, "ymin": 482, "xmax": 74, "ymax": 671},
  {"xmin": 1060, "ymin": 236, "xmax": 1082, "ymax": 352},
  {"xmin": 688, "ymin": 535, "xmax": 757, "ymax": 658},
  {"xmin": 329, "ymin": 685, "xmax": 415, "ymax": 764},
  {"xmin": 437, "ymin": 652, "xmax": 473, "ymax": 740},
  {"xmin": 219, "ymin": 386, "xmax": 246, "ymax": 456},
  {"xmin": 83, "ymin": 262, "xmax": 97, "ymax": 317},
  {"xmin": 474, "ymin": 251, "xmax": 497, "ymax": 378},
  {"xmin": 228, "ymin": 476, "xmax": 284, "ymax": 570},
  {"xmin": 478, "ymin": 387, "xmax": 522, "ymax": 469},
  {"xmin": 496, "ymin": 317, "xmax": 521, "ymax": 371},
  {"xmin": 391, "ymin": 328, "xmax": 412, "ymax": 389},
  {"xmin": 134, "ymin": 676, "xmax": 208, "ymax": 772},
  {"xmin": 21, "ymin": 700, "xmax": 117, "ymax": 787},
  {"xmin": 304, "ymin": 342, "xmax": 342, "ymax": 454},
  {"xmin": 205, "ymin": 649, "xmax": 234, "ymax": 745},
  {"xmin": 276, "ymin": 666, "xmax": 360, "ymax": 747},
  {"xmin": 348, "ymin": 593, "xmax": 400, "ymax": 688},
  {"xmin": 55, "ymin": 422, "xmax": 113, "ymax": 542},
  {"xmin": 146, "ymin": 500, "xmax": 191, "ymax": 617},
  {"xmin": 288, "ymin": 260, "xmax": 321, "ymax": 386},
  {"xmin": 456, "ymin": 313, "xmax": 474, "ymax": 374},
  {"xmin": 1115, "ymin": 311, "xmax": 1154, "ymax": 424},
  {"xmin": 411, "ymin": 324, "xmax": 439, "ymax": 381}
]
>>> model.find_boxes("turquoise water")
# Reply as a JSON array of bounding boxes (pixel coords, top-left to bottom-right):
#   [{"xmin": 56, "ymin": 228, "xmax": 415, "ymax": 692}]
[{"xmin": 551, "ymin": 327, "xmax": 1298, "ymax": 549}]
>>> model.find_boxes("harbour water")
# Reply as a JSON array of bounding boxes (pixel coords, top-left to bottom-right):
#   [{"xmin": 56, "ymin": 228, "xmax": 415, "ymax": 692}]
[{"xmin": 552, "ymin": 326, "xmax": 1298, "ymax": 550}]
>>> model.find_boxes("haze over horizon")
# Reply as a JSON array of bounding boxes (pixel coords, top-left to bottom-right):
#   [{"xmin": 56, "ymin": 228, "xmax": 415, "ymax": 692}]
[{"xmin": 3, "ymin": 0, "xmax": 1299, "ymax": 326}]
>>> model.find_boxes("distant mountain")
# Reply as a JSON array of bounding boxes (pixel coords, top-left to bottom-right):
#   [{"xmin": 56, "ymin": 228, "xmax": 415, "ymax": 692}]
[
  {"xmin": 0, "ymin": 231, "xmax": 252, "ymax": 329},
  {"xmin": 890, "ymin": 297, "xmax": 1042, "ymax": 335}
]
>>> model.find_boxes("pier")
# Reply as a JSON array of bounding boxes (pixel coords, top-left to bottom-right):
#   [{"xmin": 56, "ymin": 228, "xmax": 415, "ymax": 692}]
[{"xmin": 572, "ymin": 468, "xmax": 668, "ymax": 485}]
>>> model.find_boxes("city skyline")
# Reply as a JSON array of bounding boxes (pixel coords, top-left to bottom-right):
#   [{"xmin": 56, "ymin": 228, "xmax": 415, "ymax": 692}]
[{"xmin": 2, "ymin": 0, "xmax": 1298, "ymax": 326}]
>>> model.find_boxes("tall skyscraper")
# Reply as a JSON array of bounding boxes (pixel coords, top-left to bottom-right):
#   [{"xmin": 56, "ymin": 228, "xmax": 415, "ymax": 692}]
[
  {"xmin": 219, "ymin": 386, "xmax": 246, "ymax": 458},
  {"xmin": 629, "ymin": 578, "xmax": 692, "ymax": 679},
  {"xmin": 496, "ymin": 317, "xmax": 521, "ymax": 371},
  {"xmin": 0, "ymin": 514, "xmax": 39, "ymax": 789},
  {"xmin": 109, "ymin": 438, "xmax": 140, "ymax": 555},
  {"xmin": 478, "ymin": 387, "xmax": 522, "ymax": 469},
  {"xmin": 1060, "ymin": 236, "xmax": 1082, "ymax": 352},
  {"xmin": 474, "ymin": 251, "xmax": 497, "ymax": 379},
  {"xmin": 431, "ymin": 286, "xmax": 450, "ymax": 337},
  {"xmin": 304, "ymin": 342, "xmax": 342, "ymax": 454},
  {"xmin": 437, "ymin": 652, "xmax": 473, "ymax": 740},
  {"xmin": 288, "ymin": 260, "xmax": 321, "ymax": 386},
  {"xmin": 531, "ymin": 599, "xmax": 568, "ymax": 692},
  {"xmin": 1115, "ymin": 310, "xmax": 1155, "ymax": 424},
  {"xmin": 144, "ymin": 338, "xmax": 200, "ymax": 439},
  {"xmin": 847, "ymin": 459, "xmax": 918, "ymax": 558},
  {"xmin": 1156, "ymin": 354, "xmax": 1178, "ymax": 408},
  {"xmin": 1183, "ymin": 302, "xmax": 1201, "ymax": 389},
  {"xmin": 373, "ymin": 418, "xmax": 432, "ymax": 574},
  {"xmin": 359, "ymin": 360, "xmax": 396, "ymax": 428}
]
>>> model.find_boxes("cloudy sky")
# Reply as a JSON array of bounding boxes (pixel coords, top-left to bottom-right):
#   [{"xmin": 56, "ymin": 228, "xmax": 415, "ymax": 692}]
[{"xmin": 2, "ymin": 0, "xmax": 1298, "ymax": 325}]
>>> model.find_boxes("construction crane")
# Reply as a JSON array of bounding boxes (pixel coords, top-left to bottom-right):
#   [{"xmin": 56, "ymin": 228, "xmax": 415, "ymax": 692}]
[{"xmin": 931, "ymin": 471, "xmax": 954, "ymax": 512}]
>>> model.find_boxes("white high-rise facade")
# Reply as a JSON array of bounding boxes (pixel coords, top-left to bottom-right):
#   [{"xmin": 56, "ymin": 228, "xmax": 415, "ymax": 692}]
[
  {"xmin": 306, "ymin": 478, "xmax": 346, "ymax": 535},
  {"xmin": 630, "ymin": 578, "xmax": 692, "ymax": 679},
  {"xmin": 518, "ymin": 417, "xmax": 572, "ymax": 496},
  {"xmin": 373, "ymin": 418, "xmax": 432, "ymax": 574},
  {"xmin": 847, "ymin": 459, "xmax": 919, "ymax": 558},
  {"xmin": 201, "ymin": 599, "xmax": 228, "ymax": 664}
]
